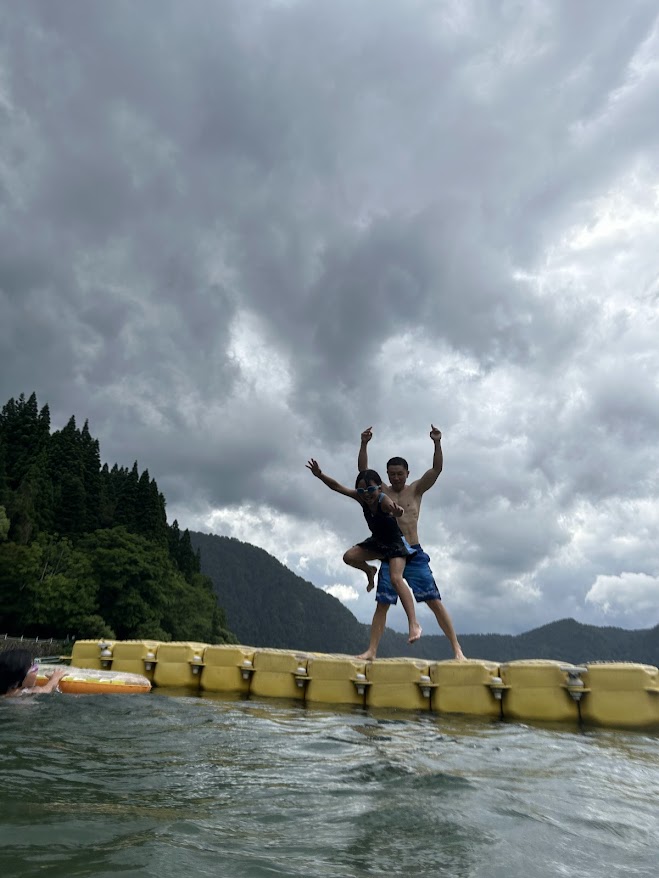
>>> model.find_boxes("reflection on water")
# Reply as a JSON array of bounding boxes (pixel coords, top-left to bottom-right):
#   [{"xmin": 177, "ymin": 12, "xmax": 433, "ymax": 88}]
[{"xmin": 1, "ymin": 691, "xmax": 658, "ymax": 878}]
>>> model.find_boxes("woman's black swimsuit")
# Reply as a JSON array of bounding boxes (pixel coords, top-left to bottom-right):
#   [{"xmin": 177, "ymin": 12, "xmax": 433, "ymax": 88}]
[{"xmin": 357, "ymin": 493, "xmax": 417, "ymax": 560}]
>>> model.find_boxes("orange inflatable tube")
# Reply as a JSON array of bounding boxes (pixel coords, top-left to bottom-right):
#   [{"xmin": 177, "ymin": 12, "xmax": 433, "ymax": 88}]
[{"xmin": 37, "ymin": 665, "xmax": 151, "ymax": 695}]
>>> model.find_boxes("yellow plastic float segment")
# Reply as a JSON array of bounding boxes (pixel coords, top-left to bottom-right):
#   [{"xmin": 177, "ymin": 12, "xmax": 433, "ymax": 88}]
[
  {"xmin": 152, "ymin": 642, "xmax": 209, "ymax": 689},
  {"xmin": 201, "ymin": 644, "xmax": 257, "ymax": 694},
  {"xmin": 69, "ymin": 639, "xmax": 115, "ymax": 670},
  {"xmin": 365, "ymin": 658, "xmax": 432, "ymax": 710},
  {"xmin": 110, "ymin": 640, "xmax": 161, "ymax": 678},
  {"xmin": 430, "ymin": 659, "xmax": 503, "ymax": 718},
  {"xmin": 305, "ymin": 654, "xmax": 369, "ymax": 706},
  {"xmin": 580, "ymin": 662, "xmax": 659, "ymax": 729},
  {"xmin": 499, "ymin": 659, "xmax": 584, "ymax": 724},
  {"xmin": 249, "ymin": 648, "xmax": 311, "ymax": 700}
]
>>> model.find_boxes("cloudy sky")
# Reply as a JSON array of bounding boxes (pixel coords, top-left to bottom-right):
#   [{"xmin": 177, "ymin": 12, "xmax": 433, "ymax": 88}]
[{"xmin": 2, "ymin": 0, "xmax": 658, "ymax": 637}]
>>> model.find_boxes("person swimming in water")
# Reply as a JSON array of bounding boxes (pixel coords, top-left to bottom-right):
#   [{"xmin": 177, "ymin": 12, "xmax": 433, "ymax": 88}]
[
  {"xmin": 0, "ymin": 648, "xmax": 66, "ymax": 697},
  {"xmin": 306, "ymin": 460, "xmax": 422, "ymax": 645}
]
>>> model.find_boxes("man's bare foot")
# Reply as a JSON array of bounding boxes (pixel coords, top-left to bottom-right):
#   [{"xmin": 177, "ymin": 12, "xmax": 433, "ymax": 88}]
[
  {"xmin": 366, "ymin": 564, "xmax": 377, "ymax": 592},
  {"xmin": 408, "ymin": 623, "xmax": 422, "ymax": 644},
  {"xmin": 454, "ymin": 647, "xmax": 467, "ymax": 661},
  {"xmin": 356, "ymin": 650, "xmax": 375, "ymax": 660}
]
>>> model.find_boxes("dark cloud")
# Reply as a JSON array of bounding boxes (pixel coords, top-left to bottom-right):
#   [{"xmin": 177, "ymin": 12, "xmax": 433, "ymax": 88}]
[{"xmin": 2, "ymin": 0, "xmax": 659, "ymax": 634}]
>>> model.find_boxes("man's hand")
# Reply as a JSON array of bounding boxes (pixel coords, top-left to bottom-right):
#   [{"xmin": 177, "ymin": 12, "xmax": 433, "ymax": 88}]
[
  {"xmin": 361, "ymin": 426, "xmax": 373, "ymax": 444},
  {"xmin": 306, "ymin": 459, "xmax": 322, "ymax": 477},
  {"xmin": 430, "ymin": 424, "xmax": 442, "ymax": 443}
]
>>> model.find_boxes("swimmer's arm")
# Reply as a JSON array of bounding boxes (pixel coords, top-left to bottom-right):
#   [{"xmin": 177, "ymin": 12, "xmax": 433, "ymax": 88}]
[
  {"xmin": 413, "ymin": 424, "xmax": 443, "ymax": 495},
  {"xmin": 306, "ymin": 459, "xmax": 358, "ymax": 499},
  {"xmin": 27, "ymin": 669, "xmax": 67, "ymax": 695},
  {"xmin": 358, "ymin": 426, "xmax": 372, "ymax": 471}
]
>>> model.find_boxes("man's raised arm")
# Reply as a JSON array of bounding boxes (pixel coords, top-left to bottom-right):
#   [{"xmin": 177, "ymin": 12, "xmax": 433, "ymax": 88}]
[
  {"xmin": 414, "ymin": 424, "xmax": 444, "ymax": 494},
  {"xmin": 358, "ymin": 426, "xmax": 372, "ymax": 471}
]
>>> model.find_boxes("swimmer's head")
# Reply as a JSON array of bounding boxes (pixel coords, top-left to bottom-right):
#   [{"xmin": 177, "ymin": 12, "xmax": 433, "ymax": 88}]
[{"xmin": 0, "ymin": 648, "xmax": 35, "ymax": 696}]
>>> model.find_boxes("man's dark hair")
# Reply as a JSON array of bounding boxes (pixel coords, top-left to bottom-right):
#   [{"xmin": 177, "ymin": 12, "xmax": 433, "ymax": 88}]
[
  {"xmin": 355, "ymin": 469, "xmax": 382, "ymax": 489},
  {"xmin": 0, "ymin": 648, "xmax": 33, "ymax": 695},
  {"xmin": 386, "ymin": 457, "xmax": 409, "ymax": 471}
]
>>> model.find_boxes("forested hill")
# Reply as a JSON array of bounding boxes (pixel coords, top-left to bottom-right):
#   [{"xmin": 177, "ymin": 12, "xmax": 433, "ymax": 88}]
[
  {"xmin": 191, "ymin": 531, "xmax": 659, "ymax": 665},
  {"xmin": 189, "ymin": 531, "xmax": 368, "ymax": 653},
  {"xmin": 0, "ymin": 391, "xmax": 235, "ymax": 643}
]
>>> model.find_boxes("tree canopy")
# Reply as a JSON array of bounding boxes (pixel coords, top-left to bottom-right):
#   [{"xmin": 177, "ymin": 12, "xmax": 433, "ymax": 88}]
[{"xmin": 0, "ymin": 392, "xmax": 235, "ymax": 644}]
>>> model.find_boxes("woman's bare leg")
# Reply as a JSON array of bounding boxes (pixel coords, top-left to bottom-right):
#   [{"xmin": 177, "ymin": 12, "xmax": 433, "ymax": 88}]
[{"xmin": 343, "ymin": 546, "xmax": 379, "ymax": 591}]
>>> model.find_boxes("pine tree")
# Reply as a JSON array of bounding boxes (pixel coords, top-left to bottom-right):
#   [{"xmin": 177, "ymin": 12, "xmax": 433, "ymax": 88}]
[
  {"xmin": 0, "ymin": 393, "xmax": 51, "ymax": 489},
  {"xmin": 99, "ymin": 463, "xmax": 121, "ymax": 528},
  {"xmin": 8, "ymin": 450, "xmax": 55, "ymax": 543},
  {"xmin": 49, "ymin": 416, "xmax": 87, "ymax": 538},
  {"xmin": 114, "ymin": 461, "xmax": 139, "ymax": 531},
  {"xmin": 80, "ymin": 420, "xmax": 101, "ymax": 533}
]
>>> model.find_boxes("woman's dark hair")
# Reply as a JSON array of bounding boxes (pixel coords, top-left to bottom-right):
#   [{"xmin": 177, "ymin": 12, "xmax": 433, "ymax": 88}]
[
  {"xmin": 355, "ymin": 469, "xmax": 382, "ymax": 489},
  {"xmin": 0, "ymin": 648, "xmax": 33, "ymax": 695}
]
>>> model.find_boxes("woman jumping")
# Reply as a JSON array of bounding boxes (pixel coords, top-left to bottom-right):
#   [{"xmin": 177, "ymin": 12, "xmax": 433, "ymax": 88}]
[{"xmin": 306, "ymin": 461, "xmax": 422, "ymax": 645}]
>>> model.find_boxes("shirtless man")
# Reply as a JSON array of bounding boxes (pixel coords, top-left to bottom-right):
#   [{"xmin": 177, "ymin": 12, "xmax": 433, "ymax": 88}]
[{"xmin": 357, "ymin": 425, "xmax": 465, "ymax": 661}]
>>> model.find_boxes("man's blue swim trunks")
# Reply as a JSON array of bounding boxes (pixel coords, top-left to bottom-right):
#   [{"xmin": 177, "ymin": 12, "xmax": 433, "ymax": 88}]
[{"xmin": 376, "ymin": 545, "xmax": 442, "ymax": 605}]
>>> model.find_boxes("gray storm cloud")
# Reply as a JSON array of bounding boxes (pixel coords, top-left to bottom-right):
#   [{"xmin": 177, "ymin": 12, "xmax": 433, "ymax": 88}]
[{"xmin": 1, "ymin": 0, "xmax": 658, "ymax": 633}]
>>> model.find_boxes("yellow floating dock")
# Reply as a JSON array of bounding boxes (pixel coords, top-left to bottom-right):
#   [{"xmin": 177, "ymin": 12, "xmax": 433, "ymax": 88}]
[{"xmin": 68, "ymin": 640, "xmax": 659, "ymax": 731}]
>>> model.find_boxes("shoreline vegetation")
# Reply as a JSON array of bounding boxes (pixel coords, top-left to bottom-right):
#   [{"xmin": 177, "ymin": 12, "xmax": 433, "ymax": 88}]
[{"xmin": 0, "ymin": 392, "xmax": 236, "ymax": 645}]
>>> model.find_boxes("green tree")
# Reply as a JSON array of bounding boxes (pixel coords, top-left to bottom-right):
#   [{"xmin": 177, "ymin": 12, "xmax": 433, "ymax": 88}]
[
  {"xmin": 49, "ymin": 416, "xmax": 87, "ymax": 538},
  {"xmin": 0, "ymin": 392, "xmax": 237, "ymax": 645},
  {"xmin": 0, "ymin": 540, "xmax": 42, "ymax": 632},
  {"xmin": 99, "ymin": 463, "xmax": 119, "ymax": 527},
  {"xmin": 0, "ymin": 506, "xmax": 9, "ymax": 542},
  {"xmin": 81, "ymin": 527, "xmax": 174, "ymax": 640},
  {"xmin": 0, "ymin": 393, "xmax": 51, "ymax": 489},
  {"xmin": 80, "ymin": 420, "xmax": 102, "ymax": 533},
  {"xmin": 136, "ymin": 470, "xmax": 168, "ymax": 543},
  {"xmin": 7, "ymin": 450, "xmax": 55, "ymax": 542},
  {"xmin": 114, "ymin": 462, "xmax": 140, "ymax": 531},
  {"xmin": 162, "ymin": 570, "xmax": 237, "ymax": 644},
  {"xmin": 0, "ymin": 534, "xmax": 108, "ymax": 638},
  {"xmin": 30, "ymin": 535, "xmax": 102, "ymax": 637}
]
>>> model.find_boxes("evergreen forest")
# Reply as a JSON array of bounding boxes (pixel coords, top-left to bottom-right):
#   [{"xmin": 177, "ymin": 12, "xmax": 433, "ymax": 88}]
[{"xmin": 0, "ymin": 392, "xmax": 235, "ymax": 644}]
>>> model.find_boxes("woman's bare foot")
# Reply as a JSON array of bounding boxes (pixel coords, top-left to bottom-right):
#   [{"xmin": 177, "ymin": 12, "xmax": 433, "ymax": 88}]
[
  {"xmin": 366, "ymin": 564, "xmax": 377, "ymax": 592},
  {"xmin": 356, "ymin": 650, "xmax": 375, "ymax": 660},
  {"xmin": 408, "ymin": 623, "xmax": 422, "ymax": 644},
  {"xmin": 454, "ymin": 647, "xmax": 467, "ymax": 661}
]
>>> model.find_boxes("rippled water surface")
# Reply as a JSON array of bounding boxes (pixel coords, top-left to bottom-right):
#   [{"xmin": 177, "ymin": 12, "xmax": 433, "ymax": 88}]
[{"xmin": 1, "ymin": 691, "xmax": 658, "ymax": 877}]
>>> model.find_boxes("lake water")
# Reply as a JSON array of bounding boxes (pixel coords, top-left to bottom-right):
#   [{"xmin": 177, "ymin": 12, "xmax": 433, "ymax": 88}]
[{"xmin": 1, "ymin": 690, "xmax": 657, "ymax": 878}]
